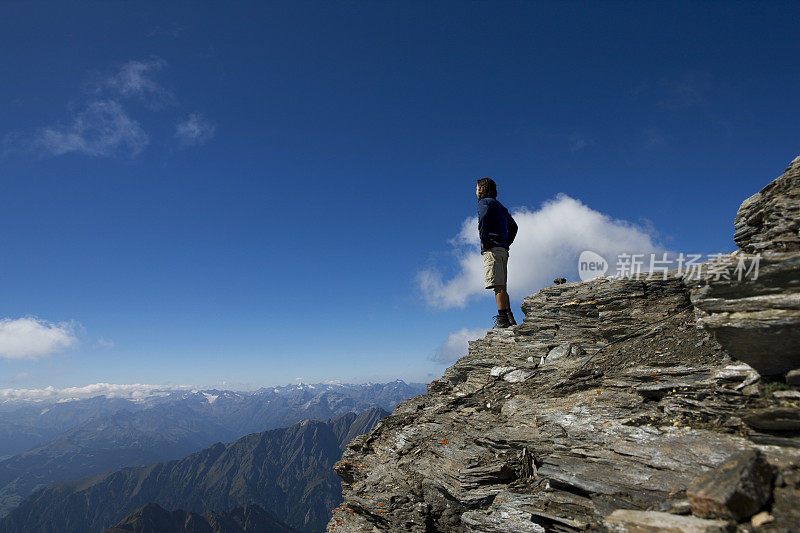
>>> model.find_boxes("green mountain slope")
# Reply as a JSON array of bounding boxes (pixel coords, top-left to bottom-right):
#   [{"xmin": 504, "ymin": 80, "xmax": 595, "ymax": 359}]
[
  {"xmin": 105, "ymin": 502, "xmax": 299, "ymax": 533},
  {"xmin": 0, "ymin": 408, "xmax": 387, "ymax": 533}
]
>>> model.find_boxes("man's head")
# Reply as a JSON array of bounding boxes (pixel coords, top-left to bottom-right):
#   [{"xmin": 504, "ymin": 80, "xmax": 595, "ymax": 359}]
[{"xmin": 476, "ymin": 177, "xmax": 497, "ymax": 200}]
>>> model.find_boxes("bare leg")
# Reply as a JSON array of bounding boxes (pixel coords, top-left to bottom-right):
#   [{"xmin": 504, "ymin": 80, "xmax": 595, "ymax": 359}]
[{"xmin": 493, "ymin": 285, "xmax": 510, "ymax": 311}]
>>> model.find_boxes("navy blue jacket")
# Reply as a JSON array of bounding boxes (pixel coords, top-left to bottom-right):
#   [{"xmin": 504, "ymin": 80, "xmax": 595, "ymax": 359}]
[{"xmin": 477, "ymin": 197, "xmax": 518, "ymax": 252}]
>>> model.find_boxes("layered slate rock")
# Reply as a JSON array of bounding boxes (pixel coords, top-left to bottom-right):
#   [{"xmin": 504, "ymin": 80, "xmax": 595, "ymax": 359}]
[
  {"xmin": 604, "ymin": 510, "xmax": 732, "ymax": 532},
  {"xmin": 327, "ymin": 157, "xmax": 800, "ymax": 532},
  {"xmin": 734, "ymin": 155, "xmax": 800, "ymax": 254},
  {"xmin": 690, "ymin": 250, "xmax": 800, "ymax": 376},
  {"xmin": 692, "ymin": 156, "xmax": 800, "ymax": 377}
]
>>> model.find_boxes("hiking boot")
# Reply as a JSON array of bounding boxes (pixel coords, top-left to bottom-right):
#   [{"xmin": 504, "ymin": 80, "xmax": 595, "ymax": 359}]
[
  {"xmin": 493, "ymin": 313, "xmax": 511, "ymax": 329},
  {"xmin": 504, "ymin": 309, "xmax": 517, "ymax": 326}
]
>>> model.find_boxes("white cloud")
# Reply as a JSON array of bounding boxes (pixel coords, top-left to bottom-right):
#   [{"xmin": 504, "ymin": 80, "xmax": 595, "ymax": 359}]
[
  {"xmin": 96, "ymin": 338, "xmax": 115, "ymax": 348},
  {"xmin": 0, "ymin": 382, "xmax": 193, "ymax": 403},
  {"xmin": 33, "ymin": 100, "xmax": 148, "ymax": 157},
  {"xmin": 175, "ymin": 112, "xmax": 215, "ymax": 147},
  {"xmin": 418, "ymin": 194, "xmax": 665, "ymax": 308},
  {"xmin": 102, "ymin": 58, "xmax": 172, "ymax": 105},
  {"xmin": 432, "ymin": 327, "xmax": 487, "ymax": 364},
  {"xmin": 0, "ymin": 317, "xmax": 78, "ymax": 360}
]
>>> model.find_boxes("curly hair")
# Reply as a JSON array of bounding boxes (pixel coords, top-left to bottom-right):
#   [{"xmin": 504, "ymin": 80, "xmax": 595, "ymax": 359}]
[{"xmin": 476, "ymin": 177, "xmax": 497, "ymax": 199}]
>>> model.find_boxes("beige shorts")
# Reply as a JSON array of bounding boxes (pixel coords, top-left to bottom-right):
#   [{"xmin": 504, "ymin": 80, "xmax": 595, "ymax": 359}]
[{"xmin": 482, "ymin": 247, "xmax": 509, "ymax": 289}]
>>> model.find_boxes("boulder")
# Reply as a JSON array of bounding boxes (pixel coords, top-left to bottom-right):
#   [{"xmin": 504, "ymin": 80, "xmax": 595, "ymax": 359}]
[
  {"xmin": 543, "ymin": 343, "xmax": 571, "ymax": 364},
  {"xmin": 686, "ymin": 449, "xmax": 772, "ymax": 521}
]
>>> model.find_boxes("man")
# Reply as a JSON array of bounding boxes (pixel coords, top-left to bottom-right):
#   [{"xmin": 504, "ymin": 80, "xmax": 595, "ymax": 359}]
[{"xmin": 476, "ymin": 177, "xmax": 518, "ymax": 328}]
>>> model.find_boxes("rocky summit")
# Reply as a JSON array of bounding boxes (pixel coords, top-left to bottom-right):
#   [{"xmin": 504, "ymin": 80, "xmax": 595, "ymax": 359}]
[{"xmin": 327, "ymin": 156, "xmax": 800, "ymax": 532}]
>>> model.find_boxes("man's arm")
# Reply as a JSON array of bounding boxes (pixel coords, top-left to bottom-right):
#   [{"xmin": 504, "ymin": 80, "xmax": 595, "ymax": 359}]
[
  {"xmin": 507, "ymin": 212, "xmax": 518, "ymax": 246},
  {"xmin": 478, "ymin": 200, "xmax": 490, "ymax": 250}
]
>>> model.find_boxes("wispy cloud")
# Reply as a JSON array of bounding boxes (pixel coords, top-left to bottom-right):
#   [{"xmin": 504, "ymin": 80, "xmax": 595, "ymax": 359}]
[
  {"xmin": 431, "ymin": 327, "xmax": 487, "ymax": 364},
  {"xmin": 569, "ymin": 132, "xmax": 596, "ymax": 153},
  {"xmin": 32, "ymin": 100, "xmax": 148, "ymax": 157},
  {"xmin": 4, "ymin": 57, "xmax": 214, "ymax": 159},
  {"xmin": 96, "ymin": 338, "xmax": 115, "ymax": 348},
  {"xmin": 175, "ymin": 112, "xmax": 215, "ymax": 147},
  {"xmin": 101, "ymin": 58, "xmax": 173, "ymax": 107},
  {"xmin": 0, "ymin": 382, "xmax": 193, "ymax": 403},
  {"xmin": 630, "ymin": 74, "xmax": 711, "ymax": 110},
  {"xmin": 643, "ymin": 126, "xmax": 670, "ymax": 149},
  {"xmin": 148, "ymin": 23, "xmax": 185, "ymax": 39},
  {"xmin": 0, "ymin": 317, "xmax": 79, "ymax": 360},
  {"xmin": 417, "ymin": 194, "xmax": 664, "ymax": 308},
  {"xmin": 658, "ymin": 73, "xmax": 710, "ymax": 109}
]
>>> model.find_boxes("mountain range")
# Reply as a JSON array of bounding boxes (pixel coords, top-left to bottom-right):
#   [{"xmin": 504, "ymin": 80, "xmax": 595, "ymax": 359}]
[
  {"xmin": 106, "ymin": 502, "xmax": 299, "ymax": 533},
  {"xmin": 0, "ymin": 408, "xmax": 388, "ymax": 533},
  {"xmin": 0, "ymin": 381, "xmax": 424, "ymax": 518}
]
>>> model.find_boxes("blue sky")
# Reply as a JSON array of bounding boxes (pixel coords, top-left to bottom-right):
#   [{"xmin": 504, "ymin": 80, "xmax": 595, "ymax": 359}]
[{"xmin": 1, "ymin": 1, "xmax": 798, "ymax": 394}]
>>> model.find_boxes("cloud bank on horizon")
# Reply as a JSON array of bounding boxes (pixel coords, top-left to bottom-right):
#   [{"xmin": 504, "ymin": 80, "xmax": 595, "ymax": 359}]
[
  {"xmin": 0, "ymin": 381, "xmax": 193, "ymax": 403},
  {"xmin": 418, "ymin": 193, "xmax": 665, "ymax": 309}
]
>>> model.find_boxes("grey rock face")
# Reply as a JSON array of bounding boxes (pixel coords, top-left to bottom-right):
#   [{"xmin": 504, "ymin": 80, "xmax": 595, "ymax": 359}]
[
  {"xmin": 328, "ymin": 277, "xmax": 800, "ymax": 531},
  {"xmin": 734, "ymin": 155, "xmax": 800, "ymax": 253},
  {"xmin": 690, "ymin": 250, "xmax": 800, "ymax": 376},
  {"xmin": 327, "ymin": 156, "xmax": 800, "ymax": 532},
  {"xmin": 691, "ymin": 156, "xmax": 800, "ymax": 377}
]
